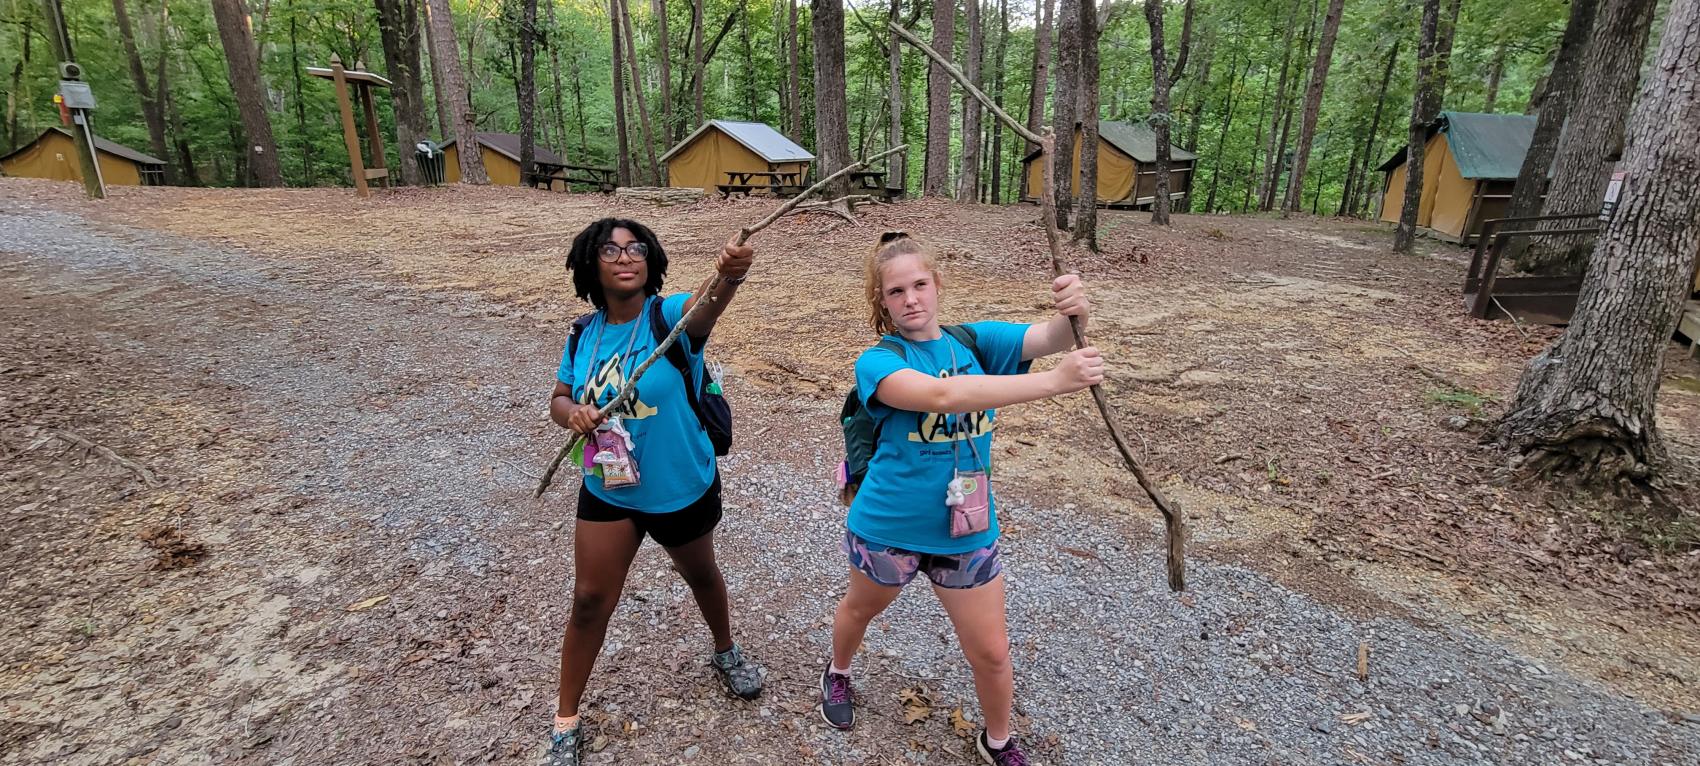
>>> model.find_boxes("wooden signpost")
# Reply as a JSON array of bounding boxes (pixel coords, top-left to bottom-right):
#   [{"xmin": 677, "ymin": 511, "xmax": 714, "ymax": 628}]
[{"xmin": 306, "ymin": 55, "xmax": 395, "ymax": 197}]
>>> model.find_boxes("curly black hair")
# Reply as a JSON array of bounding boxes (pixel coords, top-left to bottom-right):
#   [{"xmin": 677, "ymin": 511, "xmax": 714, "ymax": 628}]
[{"xmin": 565, "ymin": 218, "xmax": 669, "ymax": 309}]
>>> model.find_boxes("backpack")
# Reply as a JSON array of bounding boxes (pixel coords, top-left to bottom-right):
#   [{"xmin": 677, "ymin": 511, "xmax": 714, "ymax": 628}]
[
  {"xmin": 567, "ymin": 300, "xmax": 733, "ymax": 456},
  {"xmin": 838, "ymin": 325, "xmax": 984, "ymax": 505}
]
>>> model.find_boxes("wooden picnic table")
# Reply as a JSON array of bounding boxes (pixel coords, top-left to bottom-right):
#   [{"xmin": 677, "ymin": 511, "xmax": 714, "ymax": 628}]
[
  {"xmin": 718, "ymin": 170, "xmax": 804, "ymax": 198},
  {"xmin": 850, "ymin": 170, "xmax": 902, "ymax": 201},
  {"xmin": 527, "ymin": 161, "xmax": 617, "ymax": 193}
]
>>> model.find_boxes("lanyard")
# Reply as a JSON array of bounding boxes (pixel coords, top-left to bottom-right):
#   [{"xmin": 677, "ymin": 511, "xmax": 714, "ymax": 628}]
[
  {"xmin": 901, "ymin": 333, "xmax": 986, "ymax": 473},
  {"xmin": 583, "ymin": 298, "xmax": 647, "ymax": 408}
]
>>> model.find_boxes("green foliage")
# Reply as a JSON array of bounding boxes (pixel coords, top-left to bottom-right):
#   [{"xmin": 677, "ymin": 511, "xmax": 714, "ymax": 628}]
[{"xmin": 0, "ymin": 0, "xmax": 1574, "ymax": 196}]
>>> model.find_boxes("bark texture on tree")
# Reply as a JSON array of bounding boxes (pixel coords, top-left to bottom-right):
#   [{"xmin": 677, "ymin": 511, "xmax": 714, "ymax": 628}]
[
  {"xmin": 1523, "ymin": 0, "xmax": 1658, "ymax": 275},
  {"xmin": 694, "ymin": 0, "xmax": 707, "ymax": 125},
  {"xmin": 887, "ymin": 0, "xmax": 905, "ymax": 186},
  {"xmin": 1258, "ymin": 0, "xmax": 1302, "ymax": 211},
  {"xmin": 609, "ymin": 0, "xmax": 633, "ymax": 184},
  {"xmin": 1505, "ymin": 0, "xmax": 1600, "ymax": 252},
  {"xmin": 1491, "ymin": 0, "xmax": 1700, "ymax": 483},
  {"xmin": 516, "ymin": 0, "xmax": 539, "ymax": 184},
  {"xmin": 210, "ymin": 0, "xmax": 283, "ymax": 186},
  {"xmin": 1281, "ymin": 0, "xmax": 1344, "ymax": 215},
  {"xmin": 113, "ymin": 0, "xmax": 173, "ymax": 184},
  {"xmin": 989, "ymin": 0, "xmax": 1008, "ymax": 202},
  {"xmin": 923, "ymin": 0, "xmax": 956, "ymax": 196},
  {"xmin": 425, "ymin": 0, "xmax": 489, "ymax": 183},
  {"xmin": 812, "ymin": 0, "xmax": 852, "ymax": 199},
  {"xmin": 1072, "ymin": 0, "xmax": 1099, "ymax": 245},
  {"xmin": 376, "ymin": 0, "xmax": 431, "ymax": 185},
  {"xmin": 420, "ymin": 0, "xmax": 454, "ymax": 138},
  {"xmin": 956, "ymin": 0, "xmax": 984, "ymax": 201},
  {"xmin": 654, "ymin": 0, "xmax": 673, "ymax": 139},
  {"xmin": 1393, "ymin": 0, "xmax": 1443, "ymax": 253},
  {"xmin": 1025, "ymin": 0, "xmax": 1053, "ymax": 156},
  {"xmin": 1051, "ymin": 0, "xmax": 1080, "ymax": 226},
  {"xmin": 1144, "ymin": 0, "xmax": 1191, "ymax": 225}
]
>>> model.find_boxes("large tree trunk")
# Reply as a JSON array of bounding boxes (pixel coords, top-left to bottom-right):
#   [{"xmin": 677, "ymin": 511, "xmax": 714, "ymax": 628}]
[
  {"xmin": 1491, "ymin": 0, "xmax": 1700, "ymax": 484},
  {"xmin": 923, "ymin": 0, "xmax": 956, "ymax": 196},
  {"xmin": 1393, "ymin": 0, "xmax": 1444, "ymax": 253},
  {"xmin": 609, "ymin": 0, "xmax": 633, "ymax": 183},
  {"xmin": 113, "ymin": 0, "xmax": 173, "ymax": 184},
  {"xmin": 1144, "ymin": 0, "xmax": 1191, "ymax": 226},
  {"xmin": 425, "ymin": 0, "xmax": 488, "ymax": 183},
  {"xmin": 1280, "ymin": 0, "xmax": 1344, "ymax": 215},
  {"xmin": 210, "ymin": 0, "xmax": 283, "ymax": 186},
  {"xmin": 1504, "ymin": 0, "xmax": 1600, "ymax": 258},
  {"xmin": 617, "ymin": 0, "xmax": 662, "ymax": 183},
  {"xmin": 1024, "ymin": 0, "xmax": 1053, "ymax": 155},
  {"xmin": 1523, "ymin": 0, "xmax": 1658, "ymax": 275},
  {"xmin": 988, "ymin": 0, "xmax": 1008, "ymax": 203},
  {"xmin": 515, "ymin": 0, "xmax": 539, "ymax": 184},
  {"xmin": 956, "ymin": 0, "xmax": 984, "ymax": 201},
  {"xmin": 376, "ymin": 0, "xmax": 431, "ymax": 185},
  {"xmin": 1341, "ymin": 41, "xmax": 1396, "ymax": 217},
  {"xmin": 420, "ymin": 0, "xmax": 454, "ymax": 138},
  {"xmin": 812, "ymin": 0, "xmax": 852, "ymax": 199},
  {"xmin": 1051, "ymin": 0, "xmax": 1080, "ymax": 226},
  {"xmin": 693, "ymin": 0, "xmax": 706, "ymax": 125},
  {"xmin": 1072, "ymin": 0, "xmax": 1100, "ymax": 244},
  {"xmin": 887, "ymin": 0, "xmax": 905, "ymax": 187}
]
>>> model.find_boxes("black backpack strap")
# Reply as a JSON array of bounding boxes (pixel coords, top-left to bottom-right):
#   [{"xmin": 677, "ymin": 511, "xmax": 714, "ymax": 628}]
[
  {"xmin": 940, "ymin": 324, "xmax": 988, "ymax": 371},
  {"xmin": 565, "ymin": 313, "xmax": 598, "ymax": 388},
  {"xmin": 649, "ymin": 299, "xmax": 704, "ymax": 411}
]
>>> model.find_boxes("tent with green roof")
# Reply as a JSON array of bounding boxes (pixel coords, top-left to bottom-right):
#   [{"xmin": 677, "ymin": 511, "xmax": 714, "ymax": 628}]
[{"xmin": 1376, "ymin": 111, "xmax": 1537, "ymax": 244}]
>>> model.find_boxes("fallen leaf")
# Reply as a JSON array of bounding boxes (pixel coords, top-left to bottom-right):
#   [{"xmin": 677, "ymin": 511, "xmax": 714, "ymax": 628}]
[
  {"xmin": 950, "ymin": 707, "xmax": 976, "ymax": 737},
  {"xmin": 903, "ymin": 704, "xmax": 932, "ymax": 725},
  {"xmin": 346, "ymin": 595, "xmax": 390, "ymax": 612},
  {"xmin": 1341, "ymin": 711, "xmax": 1373, "ymax": 725},
  {"xmin": 589, "ymin": 736, "xmax": 608, "ymax": 752}
]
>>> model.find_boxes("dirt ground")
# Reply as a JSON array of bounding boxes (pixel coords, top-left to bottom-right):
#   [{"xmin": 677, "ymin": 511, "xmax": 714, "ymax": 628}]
[{"xmin": 2, "ymin": 179, "xmax": 1697, "ymax": 764}]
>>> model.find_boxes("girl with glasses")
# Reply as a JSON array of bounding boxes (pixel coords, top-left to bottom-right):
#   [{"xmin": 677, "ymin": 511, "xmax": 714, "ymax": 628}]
[
  {"xmin": 819, "ymin": 232, "xmax": 1102, "ymax": 765},
  {"xmin": 543, "ymin": 218, "xmax": 761, "ymax": 766}
]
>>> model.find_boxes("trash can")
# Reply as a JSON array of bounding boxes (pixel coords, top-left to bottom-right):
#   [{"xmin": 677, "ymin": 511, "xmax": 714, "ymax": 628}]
[{"xmin": 415, "ymin": 140, "xmax": 446, "ymax": 185}]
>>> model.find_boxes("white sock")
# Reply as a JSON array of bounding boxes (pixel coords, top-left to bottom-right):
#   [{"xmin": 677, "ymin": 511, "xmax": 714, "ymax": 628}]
[
  {"xmin": 985, "ymin": 733, "xmax": 1010, "ymax": 750},
  {"xmin": 828, "ymin": 663, "xmax": 851, "ymax": 676}
]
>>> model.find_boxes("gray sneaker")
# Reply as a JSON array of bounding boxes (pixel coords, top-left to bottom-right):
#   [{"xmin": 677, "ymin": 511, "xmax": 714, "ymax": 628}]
[
  {"xmin": 977, "ymin": 731, "xmax": 1030, "ymax": 766},
  {"xmin": 819, "ymin": 665, "xmax": 854, "ymax": 729},
  {"xmin": 712, "ymin": 643, "xmax": 764, "ymax": 699},
  {"xmin": 542, "ymin": 725, "xmax": 581, "ymax": 766}
]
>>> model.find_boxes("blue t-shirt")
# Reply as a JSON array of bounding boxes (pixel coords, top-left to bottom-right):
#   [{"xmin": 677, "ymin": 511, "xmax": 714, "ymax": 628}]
[
  {"xmin": 849, "ymin": 321, "xmax": 1032, "ymax": 554},
  {"xmin": 556, "ymin": 293, "xmax": 715, "ymax": 512}
]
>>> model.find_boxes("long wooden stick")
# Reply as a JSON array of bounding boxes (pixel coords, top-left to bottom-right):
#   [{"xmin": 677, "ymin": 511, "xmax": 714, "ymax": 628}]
[
  {"xmin": 891, "ymin": 21, "xmax": 1187, "ymax": 591},
  {"xmin": 535, "ymin": 144, "xmax": 912, "ymax": 497}
]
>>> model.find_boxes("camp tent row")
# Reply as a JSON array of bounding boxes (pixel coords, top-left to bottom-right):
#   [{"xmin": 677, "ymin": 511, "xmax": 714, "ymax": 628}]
[{"xmin": 0, "ymin": 127, "xmax": 167, "ymax": 186}]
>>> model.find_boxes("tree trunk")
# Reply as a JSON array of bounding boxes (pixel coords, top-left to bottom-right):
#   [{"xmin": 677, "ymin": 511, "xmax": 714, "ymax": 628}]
[
  {"xmin": 812, "ymin": 0, "xmax": 852, "ymax": 199},
  {"xmin": 989, "ymin": 0, "xmax": 1008, "ymax": 203},
  {"xmin": 1242, "ymin": 61, "xmax": 1272, "ymax": 212},
  {"xmin": 421, "ymin": 0, "xmax": 454, "ymax": 138},
  {"xmin": 1491, "ymin": 0, "xmax": 1700, "ymax": 484},
  {"xmin": 210, "ymin": 0, "xmax": 283, "ymax": 186},
  {"xmin": 611, "ymin": 0, "xmax": 632, "ymax": 184},
  {"xmin": 1341, "ymin": 41, "xmax": 1396, "ymax": 217},
  {"xmin": 1025, "ymin": 0, "xmax": 1053, "ymax": 155},
  {"xmin": 887, "ymin": 0, "xmax": 905, "ymax": 187},
  {"xmin": 1483, "ymin": 41, "xmax": 1506, "ymax": 113},
  {"xmin": 1258, "ymin": 0, "xmax": 1302, "ymax": 210},
  {"xmin": 1051, "ymin": 0, "xmax": 1080, "ymax": 226},
  {"xmin": 1181, "ymin": 31, "xmax": 1212, "ymax": 152},
  {"xmin": 572, "ymin": 49, "xmax": 590, "ymax": 159},
  {"xmin": 1393, "ymin": 0, "xmax": 1443, "ymax": 253},
  {"xmin": 6, "ymin": 21, "xmax": 26, "ymax": 153},
  {"xmin": 113, "ymin": 0, "xmax": 173, "ymax": 184},
  {"xmin": 1523, "ymin": 0, "xmax": 1658, "ymax": 274},
  {"xmin": 548, "ymin": 0, "xmax": 572, "ymax": 157},
  {"xmin": 693, "ymin": 0, "xmax": 706, "ymax": 125},
  {"xmin": 956, "ymin": 0, "xmax": 984, "ymax": 201},
  {"xmin": 425, "ymin": 0, "xmax": 488, "ymax": 183},
  {"xmin": 1504, "ymin": 0, "xmax": 1600, "ymax": 251},
  {"xmin": 1144, "ymin": 0, "xmax": 1191, "ymax": 225},
  {"xmin": 1203, "ymin": 52, "xmax": 1246, "ymax": 214},
  {"xmin": 654, "ymin": 0, "xmax": 673, "ymax": 140},
  {"xmin": 923, "ymin": 0, "xmax": 956, "ymax": 196},
  {"xmin": 786, "ymin": 0, "xmax": 800, "ymax": 137},
  {"xmin": 515, "ymin": 0, "xmax": 539, "ymax": 184},
  {"xmin": 376, "ymin": 0, "xmax": 431, "ymax": 185},
  {"xmin": 1280, "ymin": 0, "xmax": 1344, "ymax": 215},
  {"xmin": 1072, "ymin": 0, "xmax": 1099, "ymax": 244},
  {"xmin": 160, "ymin": 14, "xmax": 202, "ymax": 186},
  {"xmin": 617, "ymin": 0, "xmax": 662, "ymax": 183}
]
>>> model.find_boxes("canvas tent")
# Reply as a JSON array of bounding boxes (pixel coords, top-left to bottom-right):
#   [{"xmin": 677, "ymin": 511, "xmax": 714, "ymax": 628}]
[
  {"xmin": 0, "ymin": 127, "xmax": 167, "ymax": 186},
  {"xmin": 1020, "ymin": 120, "xmax": 1197, "ymax": 208},
  {"xmin": 439, "ymin": 132, "xmax": 568, "ymax": 186},
  {"xmin": 1377, "ymin": 111, "xmax": 1537, "ymax": 244},
  {"xmin": 661, "ymin": 120, "xmax": 813, "ymax": 191}
]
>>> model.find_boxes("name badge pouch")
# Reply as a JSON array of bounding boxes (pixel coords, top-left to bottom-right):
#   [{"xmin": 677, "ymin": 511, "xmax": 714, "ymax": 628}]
[{"xmin": 577, "ymin": 309, "xmax": 645, "ymax": 490}]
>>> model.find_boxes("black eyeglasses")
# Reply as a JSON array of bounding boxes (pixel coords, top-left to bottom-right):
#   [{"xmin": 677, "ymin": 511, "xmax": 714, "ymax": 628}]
[
  {"xmin": 598, "ymin": 241, "xmax": 650, "ymax": 263},
  {"xmin": 878, "ymin": 230, "xmax": 909, "ymax": 244}
]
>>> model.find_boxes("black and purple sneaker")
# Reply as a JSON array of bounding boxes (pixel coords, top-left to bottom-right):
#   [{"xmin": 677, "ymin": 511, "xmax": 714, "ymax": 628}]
[
  {"xmin": 819, "ymin": 664, "xmax": 855, "ymax": 729},
  {"xmin": 977, "ymin": 731, "xmax": 1030, "ymax": 765}
]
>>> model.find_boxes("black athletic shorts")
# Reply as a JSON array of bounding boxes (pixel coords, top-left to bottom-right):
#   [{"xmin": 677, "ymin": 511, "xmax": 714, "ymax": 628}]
[{"xmin": 575, "ymin": 473, "xmax": 723, "ymax": 548}]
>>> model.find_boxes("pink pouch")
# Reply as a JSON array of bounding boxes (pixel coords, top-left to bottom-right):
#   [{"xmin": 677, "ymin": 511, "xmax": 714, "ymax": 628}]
[{"xmin": 948, "ymin": 472, "xmax": 990, "ymax": 538}]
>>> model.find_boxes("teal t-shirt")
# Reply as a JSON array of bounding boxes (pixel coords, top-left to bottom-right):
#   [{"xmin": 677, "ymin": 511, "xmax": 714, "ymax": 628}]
[
  {"xmin": 849, "ymin": 321, "xmax": 1032, "ymax": 554},
  {"xmin": 556, "ymin": 293, "xmax": 715, "ymax": 513}
]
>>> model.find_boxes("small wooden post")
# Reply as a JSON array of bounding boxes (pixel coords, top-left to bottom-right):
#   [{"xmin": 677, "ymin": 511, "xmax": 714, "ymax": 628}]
[
  {"xmin": 356, "ymin": 63, "xmax": 387, "ymax": 189},
  {"xmin": 330, "ymin": 54, "xmax": 369, "ymax": 198}
]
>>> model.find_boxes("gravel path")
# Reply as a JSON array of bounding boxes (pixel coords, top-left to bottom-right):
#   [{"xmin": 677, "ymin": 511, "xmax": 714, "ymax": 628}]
[{"xmin": 2, "ymin": 202, "xmax": 1696, "ymax": 765}]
